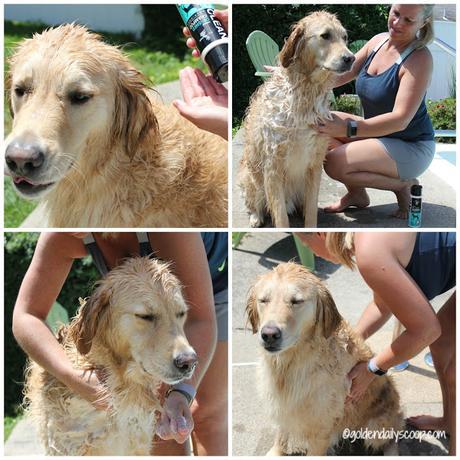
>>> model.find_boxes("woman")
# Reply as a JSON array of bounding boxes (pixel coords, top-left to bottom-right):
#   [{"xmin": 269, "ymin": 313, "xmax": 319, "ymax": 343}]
[
  {"xmin": 12, "ymin": 232, "xmax": 228, "ymax": 456},
  {"xmin": 314, "ymin": 4, "xmax": 435, "ymax": 218},
  {"xmin": 296, "ymin": 232, "xmax": 455, "ymax": 455}
]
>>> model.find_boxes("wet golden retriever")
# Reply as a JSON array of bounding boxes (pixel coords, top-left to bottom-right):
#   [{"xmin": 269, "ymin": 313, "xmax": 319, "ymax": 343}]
[
  {"xmin": 5, "ymin": 24, "xmax": 227, "ymax": 227},
  {"xmin": 24, "ymin": 257, "xmax": 197, "ymax": 455},
  {"xmin": 246, "ymin": 262, "xmax": 403, "ymax": 455},
  {"xmin": 239, "ymin": 12, "xmax": 354, "ymax": 228}
]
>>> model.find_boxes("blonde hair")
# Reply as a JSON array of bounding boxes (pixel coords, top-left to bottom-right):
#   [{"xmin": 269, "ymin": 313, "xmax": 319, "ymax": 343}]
[
  {"xmin": 325, "ymin": 233, "xmax": 355, "ymax": 269},
  {"xmin": 415, "ymin": 4, "xmax": 435, "ymax": 49}
]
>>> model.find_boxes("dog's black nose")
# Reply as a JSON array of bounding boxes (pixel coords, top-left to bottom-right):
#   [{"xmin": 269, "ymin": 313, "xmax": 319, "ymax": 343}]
[
  {"xmin": 261, "ymin": 326, "xmax": 282, "ymax": 347},
  {"xmin": 342, "ymin": 54, "xmax": 355, "ymax": 65},
  {"xmin": 5, "ymin": 143, "xmax": 45, "ymax": 175},
  {"xmin": 174, "ymin": 352, "xmax": 198, "ymax": 373}
]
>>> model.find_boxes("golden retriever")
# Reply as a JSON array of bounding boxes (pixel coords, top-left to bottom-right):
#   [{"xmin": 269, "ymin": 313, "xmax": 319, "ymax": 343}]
[
  {"xmin": 23, "ymin": 257, "xmax": 197, "ymax": 455},
  {"xmin": 239, "ymin": 12, "xmax": 354, "ymax": 228},
  {"xmin": 5, "ymin": 24, "xmax": 227, "ymax": 228},
  {"xmin": 246, "ymin": 262, "xmax": 403, "ymax": 455}
]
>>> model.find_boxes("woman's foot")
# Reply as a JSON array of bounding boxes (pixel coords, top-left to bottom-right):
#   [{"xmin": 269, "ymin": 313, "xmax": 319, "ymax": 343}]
[
  {"xmin": 407, "ymin": 415, "xmax": 449, "ymax": 434},
  {"xmin": 324, "ymin": 190, "xmax": 370, "ymax": 213},
  {"xmin": 392, "ymin": 179, "xmax": 419, "ymax": 219}
]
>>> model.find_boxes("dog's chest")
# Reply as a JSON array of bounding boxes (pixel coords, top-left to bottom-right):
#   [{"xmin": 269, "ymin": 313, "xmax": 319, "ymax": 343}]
[
  {"xmin": 263, "ymin": 358, "xmax": 347, "ymax": 426},
  {"xmin": 263, "ymin": 75, "xmax": 331, "ymax": 131}
]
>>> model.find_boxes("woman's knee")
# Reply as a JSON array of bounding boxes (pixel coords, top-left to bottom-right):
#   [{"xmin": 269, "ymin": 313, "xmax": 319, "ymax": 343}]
[
  {"xmin": 192, "ymin": 394, "xmax": 227, "ymax": 428},
  {"xmin": 445, "ymin": 359, "xmax": 456, "ymax": 389},
  {"xmin": 324, "ymin": 151, "xmax": 346, "ymax": 180}
]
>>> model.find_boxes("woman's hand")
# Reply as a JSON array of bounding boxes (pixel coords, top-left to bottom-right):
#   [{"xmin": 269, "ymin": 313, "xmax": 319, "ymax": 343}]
[
  {"xmin": 65, "ymin": 367, "xmax": 110, "ymax": 411},
  {"xmin": 156, "ymin": 391, "xmax": 194, "ymax": 444},
  {"xmin": 173, "ymin": 67, "xmax": 228, "ymax": 139},
  {"xmin": 312, "ymin": 112, "xmax": 348, "ymax": 138},
  {"xmin": 183, "ymin": 9, "xmax": 228, "ymax": 58},
  {"xmin": 345, "ymin": 361, "xmax": 376, "ymax": 405}
]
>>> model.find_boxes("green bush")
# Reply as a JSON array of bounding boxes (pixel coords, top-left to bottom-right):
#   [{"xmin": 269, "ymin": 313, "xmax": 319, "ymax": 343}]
[
  {"xmin": 4, "ymin": 233, "xmax": 100, "ymax": 416},
  {"xmin": 333, "ymin": 94, "xmax": 362, "ymax": 116},
  {"xmin": 427, "ymin": 97, "xmax": 456, "ymax": 144},
  {"xmin": 233, "ymin": 4, "xmax": 389, "ymax": 126},
  {"xmin": 427, "ymin": 98, "xmax": 456, "ymax": 130}
]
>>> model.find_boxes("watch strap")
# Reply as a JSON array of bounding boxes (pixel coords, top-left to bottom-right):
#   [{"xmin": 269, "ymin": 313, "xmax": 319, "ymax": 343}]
[{"xmin": 368, "ymin": 357, "xmax": 387, "ymax": 376}]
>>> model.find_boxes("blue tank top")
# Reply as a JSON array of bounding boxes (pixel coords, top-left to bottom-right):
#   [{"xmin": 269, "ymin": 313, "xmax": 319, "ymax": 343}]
[
  {"xmin": 405, "ymin": 232, "xmax": 456, "ymax": 301},
  {"xmin": 201, "ymin": 232, "xmax": 228, "ymax": 295},
  {"xmin": 84, "ymin": 233, "xmax": 228, "ymax": 295},
  {"xmin": 355, "ymin": 37, "xmax": 434, "ymax": 142}
]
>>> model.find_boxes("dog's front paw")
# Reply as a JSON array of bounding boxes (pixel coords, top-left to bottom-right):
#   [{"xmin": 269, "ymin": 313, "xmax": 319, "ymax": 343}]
[
  {"xmin": 249, "ymin": 213, "xmax": 263, "ymax": 227},
  {"xmin": 266, "ymin": 445, "xmax": 283, "ymax": 456}
]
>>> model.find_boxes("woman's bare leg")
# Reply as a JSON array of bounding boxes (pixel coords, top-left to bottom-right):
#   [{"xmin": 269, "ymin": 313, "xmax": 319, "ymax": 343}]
[
  {"xmin": 191, "ymin": 341, "xmax": 228, "ymax": 455},
  {"xmin": 408, "ymin": 291, "xmax": 456, "ymax": 455},
  {"xmin": 324, "ymin": 138, "xmax": 416, "ymax": 218}
]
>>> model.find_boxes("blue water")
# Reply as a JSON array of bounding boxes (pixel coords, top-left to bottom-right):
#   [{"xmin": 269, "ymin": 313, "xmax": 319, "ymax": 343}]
[{"xmin": 436, "ymin": 151, "xmax": 456, "ymax": 166}]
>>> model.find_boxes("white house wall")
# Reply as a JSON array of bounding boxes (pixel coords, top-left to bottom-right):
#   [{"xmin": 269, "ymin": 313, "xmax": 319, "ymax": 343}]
[
  {"xmin": 427, "ymin": 20, "xmax": 456, "ymax": 100},
  {"xmin": 4, "ymin": 4, "xmax": 145, "ymax": 38}
]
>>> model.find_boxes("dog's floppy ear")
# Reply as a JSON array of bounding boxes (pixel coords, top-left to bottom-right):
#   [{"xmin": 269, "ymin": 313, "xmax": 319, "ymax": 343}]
[
  {"xmin": 245, "ymin": 286, "xmax": 259, "ymax": 334},
  {"xmin": 279, "ymin": 22, "xmax": 305, "ymax": 68},
  {"xmin": 315, "ymin": 284, "xmax": 341, "ymax": 339},
  {"xmin": 69, "ymin": 287, "xmax": 111, "ymax": 355},
  {"xmin": 112, "ymin": 67, "xmax": 160, "ymax": 158}
]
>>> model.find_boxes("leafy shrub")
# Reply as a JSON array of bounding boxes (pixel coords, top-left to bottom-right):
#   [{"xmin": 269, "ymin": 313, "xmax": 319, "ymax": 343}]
[
  {"xmin": 427, "ymin": 98, "xmax": 456, "ymax": 130},
  {"xmin": 4, "ymin": 233, "xmax": 99, "ymax": 416},
  {"xmin": 427, "ymin": 97, "xmax": 456, "ymax": 144},
  {"xmin": 333, "ymin": 94, "xmax": 362, "ymax": 116}
]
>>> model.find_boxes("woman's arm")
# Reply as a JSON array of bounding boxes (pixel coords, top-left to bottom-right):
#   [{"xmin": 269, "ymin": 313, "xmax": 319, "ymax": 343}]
[
  {"xmin": 149, "ymin": 232, "xmax": 217, "ymax": 387},
  {"xmin": 12, "ymin": 233, "xmax": 107, "ymax": 408},
  {"xmin": 346, "ymin": 233, "xmax": 441, "ymax": 403},
  {"xmin": 355, "ymin": 233, "xmax": 441, "ymax": 371},
  {"xmin": 149, "ymin": 232, "xmax": 217, "ymax": 443},
  {"xmin": 316, "ymin": 46, "xmax": 432, "ymax": 139},
  {"xmin": 354, "ymin": 295, "xmax": 393, "ymax": 340},
  {"xmin": 333, "ymin": 33, "xmax": 386, "ymax": 88}
]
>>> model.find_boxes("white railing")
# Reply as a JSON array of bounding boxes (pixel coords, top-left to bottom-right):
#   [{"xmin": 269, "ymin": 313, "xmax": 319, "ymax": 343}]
[{"xmin": 432, "ymin": 37, "xmax": 455, "ymax": 57}]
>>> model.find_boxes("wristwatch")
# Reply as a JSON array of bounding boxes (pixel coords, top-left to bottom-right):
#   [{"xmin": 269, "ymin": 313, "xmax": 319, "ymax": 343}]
[
  {"xmin": 165, "ymin": 383, "xmax": 197, "ymax": 406},
  {"xmin": 347, "ymin": 120, "xmax": 358, "ymax": 138},
  {"xmin": 367, "ymin": 357, "xmax": 387, "ymax": 376}
]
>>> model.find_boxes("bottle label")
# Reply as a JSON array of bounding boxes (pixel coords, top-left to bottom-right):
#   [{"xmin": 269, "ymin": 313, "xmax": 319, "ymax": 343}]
[
  {"xmin": 408, "ymin": 197, "xmax": 422, "ymax": 228},
  {"xmin": 177, "ymin": 5, "xmax": 227, "ymax": 50}
]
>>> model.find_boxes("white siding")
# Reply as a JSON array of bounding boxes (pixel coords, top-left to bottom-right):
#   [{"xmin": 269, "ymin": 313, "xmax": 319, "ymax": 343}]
[
  {"xmin": 427, "ymin": 20, "xmax": 456, "ymax": 100},
  {"xmin": 4, "ymin": 5, "xmax": 145, "ymax": 38}
]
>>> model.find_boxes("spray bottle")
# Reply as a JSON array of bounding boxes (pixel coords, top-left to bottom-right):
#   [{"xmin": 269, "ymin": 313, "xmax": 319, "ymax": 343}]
[
  {"xmin": 177, "ymin": 4, "xmax": 228, "ymax": 83},
  {"xmin": 408, "ymin": 184, "xmax": 422, "ymax": 228}
]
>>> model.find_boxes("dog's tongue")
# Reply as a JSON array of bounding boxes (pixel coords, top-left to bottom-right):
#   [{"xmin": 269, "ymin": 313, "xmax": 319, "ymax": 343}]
[{"xmin": 13, "ymin": 176, "xmax": 34, "ymax": 185}]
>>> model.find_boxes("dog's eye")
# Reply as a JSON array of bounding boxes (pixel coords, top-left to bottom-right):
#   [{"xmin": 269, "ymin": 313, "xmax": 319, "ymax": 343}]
[
  {"xmin": 176, "ymin": 311, "xmax": 186, "ymax": 319},
  {"xmin": 135, "ymin": 313, "xmax": 156, "ymax": 322},
  {"xmin": 69, "ymin": 92, "xmax": 92, "ymax": 105},
  {"xmin": 14, "ymin": 86, "xmax": 26, "ymax": 97},
  {"xmin": 291, "ymin": 298, "xmax": 304, "ymax": 306},
  {"xmin": 258, "ymin": 298, "xmax": 269, "ymax": 304},
  {"xmin": 342, "ymin": 35, "xmax": 348, "ymax": 42},
  {"xmin": 320, "ymin": 32, "xmax": 331, "ymax": 40}
]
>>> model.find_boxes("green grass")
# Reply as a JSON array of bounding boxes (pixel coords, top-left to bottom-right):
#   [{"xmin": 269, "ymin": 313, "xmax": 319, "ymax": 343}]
[
  {"xmin": 4, "ymin": 178, "xmax": 37, "ymax": 228},
  {"xmin": 4, "ymin": 20, "xmax": 205, "ymax": 227},
  {"xmin": 4, "ymin": 414, "xmax": 23, "ymax": 442}
]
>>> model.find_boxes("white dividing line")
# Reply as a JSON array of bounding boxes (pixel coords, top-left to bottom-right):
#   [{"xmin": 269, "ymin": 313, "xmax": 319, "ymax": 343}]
[{"xmin": 429, "ymin": 145, "xmax": 457, "ymax": 189}]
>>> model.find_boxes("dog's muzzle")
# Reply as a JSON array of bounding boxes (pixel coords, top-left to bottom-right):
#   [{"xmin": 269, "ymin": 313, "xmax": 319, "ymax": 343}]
[{"xmin": 5, "ymin": 142, "xmax": 54, "ymax": 197}]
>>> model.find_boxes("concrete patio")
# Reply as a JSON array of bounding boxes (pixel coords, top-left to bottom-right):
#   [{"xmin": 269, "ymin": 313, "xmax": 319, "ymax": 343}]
[
  {"xmin": 232, "ymin": 129, "xmax": 456, "ymax": 228},
  {"xmin": 232, "ymin": 232, "xmax": 452, "ymax": 455}
]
